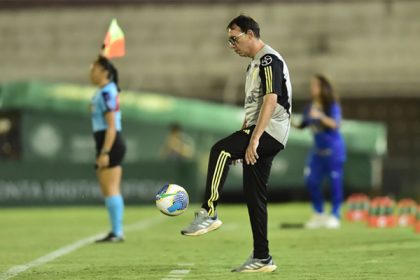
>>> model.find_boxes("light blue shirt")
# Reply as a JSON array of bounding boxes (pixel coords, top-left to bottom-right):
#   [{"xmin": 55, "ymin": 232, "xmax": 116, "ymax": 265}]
[{"xmin": 91, "ymin": 82, "xmax": 122, "ymax": 132}]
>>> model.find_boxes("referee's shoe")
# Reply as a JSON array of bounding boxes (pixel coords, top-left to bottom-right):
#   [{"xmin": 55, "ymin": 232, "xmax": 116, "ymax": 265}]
[{"xmin": 181, "ymin": 208, "xmax": 222, "ymax": 236}]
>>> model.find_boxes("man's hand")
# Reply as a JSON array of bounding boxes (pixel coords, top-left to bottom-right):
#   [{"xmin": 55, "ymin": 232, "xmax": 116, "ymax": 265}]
[{"xmin": 245, "ymin": 138, "xmax": 259, "ymax": 165}]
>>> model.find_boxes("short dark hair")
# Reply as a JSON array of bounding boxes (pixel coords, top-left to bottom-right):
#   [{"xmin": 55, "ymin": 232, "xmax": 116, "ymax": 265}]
[
  {"xmin": 227, "ymin": 15, "xmax": 260, "ymax": 38},
  {"xmin": 170, "ymin": 123, "xmax": 181, "ymax": 132}
]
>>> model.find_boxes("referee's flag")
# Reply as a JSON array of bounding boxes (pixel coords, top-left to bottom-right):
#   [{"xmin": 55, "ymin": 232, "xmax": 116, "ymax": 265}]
[{"xmin": 102, "ymin": 18, "xmax": 125, "ymax": 59}]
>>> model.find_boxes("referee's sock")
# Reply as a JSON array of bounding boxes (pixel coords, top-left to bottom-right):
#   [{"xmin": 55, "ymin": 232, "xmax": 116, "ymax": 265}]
[{"xmin": 105, "ymin": 194, "xmax": 125, "ymax": 237}]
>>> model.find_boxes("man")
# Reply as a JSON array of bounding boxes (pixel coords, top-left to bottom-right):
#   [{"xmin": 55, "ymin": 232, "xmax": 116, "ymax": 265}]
[
  {"xmin": 181, "ymin": 15, "xmax": 292, "ymax": 273},
  {"xmin": 160, "ymin": 123, "xmax": 195, "ymax": 161}
]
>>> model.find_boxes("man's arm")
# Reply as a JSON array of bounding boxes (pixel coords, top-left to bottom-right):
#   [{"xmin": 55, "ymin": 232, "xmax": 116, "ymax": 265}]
[
  {"xmin": 245, "ymin": 54, "xmax": 285, "ymax": 165},
  {"xmin": 245, "ymin": 94, "xmax": 277, "ymax": 165}
]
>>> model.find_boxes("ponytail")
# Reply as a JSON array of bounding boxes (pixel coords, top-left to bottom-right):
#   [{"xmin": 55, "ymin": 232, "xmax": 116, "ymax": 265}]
[{"xmin": 95, "ymin": 55, "xmax": 121, "ymax": 92}]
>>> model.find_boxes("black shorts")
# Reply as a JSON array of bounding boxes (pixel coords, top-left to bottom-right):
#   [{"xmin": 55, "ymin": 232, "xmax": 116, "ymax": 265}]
[{"xmin": 94, "ymin": 130, "xmax": 126, "ymax": 168}]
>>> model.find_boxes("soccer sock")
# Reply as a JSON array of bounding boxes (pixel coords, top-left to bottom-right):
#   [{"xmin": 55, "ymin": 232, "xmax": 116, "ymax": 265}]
[{"xmin": 105, "ymin": 194, "xmax": 124, "ymax": 236}]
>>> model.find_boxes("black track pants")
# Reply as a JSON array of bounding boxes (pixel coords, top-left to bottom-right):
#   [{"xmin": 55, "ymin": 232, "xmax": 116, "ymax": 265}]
[{"xmin": 201, "ymin": 126, "xmax": 284, "ymax": 259}]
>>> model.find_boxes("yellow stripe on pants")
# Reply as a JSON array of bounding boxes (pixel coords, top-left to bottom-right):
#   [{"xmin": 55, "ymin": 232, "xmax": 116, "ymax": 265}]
[{"xmin": 207, "ymin": 150, "xmax": 231, "ymax": 217}]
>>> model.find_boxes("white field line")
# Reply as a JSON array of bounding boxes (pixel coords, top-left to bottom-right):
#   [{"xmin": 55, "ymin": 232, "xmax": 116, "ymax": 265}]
[
  {"xmin": 161, "ymin": 263, "xmax": 195, "ymax": 280},
  {"xmin": 0, "ymin": 216, "xmax": 164, "ymax": 280}
]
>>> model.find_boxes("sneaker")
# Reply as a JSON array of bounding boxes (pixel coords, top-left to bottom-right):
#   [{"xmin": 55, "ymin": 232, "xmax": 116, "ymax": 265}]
[
  {"xmin": 305, "ymin": 213, "xmax": 326, "ymax": 229},
  {"xmin": 95, "ymin": 232, "xmax": 125, "ymax": 243},
  {"xmin": 181, "ymin": 208, "xmax": 222, "ymax": 236},
  {"xmin": 325, "ymin": 215, "xmax": 341, "ymax": 229},
  {"xmin": 231, "ymin": 255, "xmax": 277, "ymax": 273}
]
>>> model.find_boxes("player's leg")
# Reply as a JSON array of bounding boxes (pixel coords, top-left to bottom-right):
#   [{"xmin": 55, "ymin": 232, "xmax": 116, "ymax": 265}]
[
  {"xmin": 181, "ymin": 129, "xmax": 250, "ymax": 236},
  {"xmin": 232, "ymin": 132, "xmax": 283, "ymax": 272},
  {"xmin": 96, "ymin": 134, "xmax": 126, "ymax": 242},
  {"xmin": 324, "ymin": 157, "xmax": 345, "ymax": 229},
  {"xmin": 201, "ymin": 130, "xmax": 252, "ymax": 216},
  {"xmin": 304, "ymin": 153, "xmax": 327, "ymax": 229},
  {"xmin": 243, "ymin": 157, "xmax": 272, "ymax": 258},
  {"xmin": 97, "ymin": 167, "xmax": 125, "ymax": 241}
]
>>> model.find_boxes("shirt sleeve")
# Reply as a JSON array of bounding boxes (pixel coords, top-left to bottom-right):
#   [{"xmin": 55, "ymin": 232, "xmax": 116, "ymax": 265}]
[
  {"xmin": 100, "ymin": 91, "xmax": 119, "ymax": 112},
  {"xmin": 259, "ymin": 54, "xmax": 284, "ymax": 96},
  {"xmin": 328, "ymin": 103, "xmax": 342, "ymax": 125}
]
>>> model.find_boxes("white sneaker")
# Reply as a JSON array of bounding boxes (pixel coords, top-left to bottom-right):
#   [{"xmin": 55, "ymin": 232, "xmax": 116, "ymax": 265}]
[
  {"xmin": 305, "ymin": 213, "xmax": 327, "ymax": 229},
  {"xmin": 181, "ymin": 209, "xmax": 222, "ymax": 236},
  {"xmin": 325, "ymin": 216, "xmax": 341, "ymax": 229},
  {"xmin": 232, "ymin": 255, "xmax": 277, "ymax": 273}
]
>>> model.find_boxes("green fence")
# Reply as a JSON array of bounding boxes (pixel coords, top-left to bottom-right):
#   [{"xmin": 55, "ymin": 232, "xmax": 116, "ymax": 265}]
[
  {"xmin": 0, "ymin": 161, "xmax": 197, "ymax": 206},
  {"xmin": 0, "ymin": 81, "xmax": 387, "ymax": 205}
]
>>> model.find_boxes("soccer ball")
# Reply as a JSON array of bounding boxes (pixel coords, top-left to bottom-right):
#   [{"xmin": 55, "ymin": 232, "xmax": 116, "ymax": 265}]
[{"xmin": 155, "ymin": 184, "xmax": 189, "ymax": 216}]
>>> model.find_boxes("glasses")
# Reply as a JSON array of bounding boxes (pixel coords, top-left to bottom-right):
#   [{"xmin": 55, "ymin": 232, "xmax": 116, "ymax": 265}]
[{"xmin": 228, "ymin": 33, "xmax": 245, "ymax": 46}]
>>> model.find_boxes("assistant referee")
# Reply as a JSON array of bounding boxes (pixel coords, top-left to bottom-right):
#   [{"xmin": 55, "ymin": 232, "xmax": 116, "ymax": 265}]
[{"xmin": 89, "ymin": 55, "xmax": 126, "ymax": 243}]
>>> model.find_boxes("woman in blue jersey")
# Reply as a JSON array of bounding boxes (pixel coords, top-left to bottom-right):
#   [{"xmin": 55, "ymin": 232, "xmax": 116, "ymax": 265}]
[
  {"xmin": 90, "ymin": 55, "xmax": 126, "ymax": 242},
  {"xmin": 295, "ymin": 74, "xmax": 346, "ymax": 229}
]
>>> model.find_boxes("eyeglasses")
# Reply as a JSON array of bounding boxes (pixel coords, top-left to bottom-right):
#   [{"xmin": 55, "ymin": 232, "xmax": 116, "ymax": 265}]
[{"xmin": 228, "ymin": 33, "xmax": 245, "ymax": 46}]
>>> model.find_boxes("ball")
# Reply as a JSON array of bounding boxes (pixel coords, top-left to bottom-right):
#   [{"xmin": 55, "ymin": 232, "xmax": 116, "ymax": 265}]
[{"xmin": 155, "ymin": 184, "xmax": 189, "ymax": 216}]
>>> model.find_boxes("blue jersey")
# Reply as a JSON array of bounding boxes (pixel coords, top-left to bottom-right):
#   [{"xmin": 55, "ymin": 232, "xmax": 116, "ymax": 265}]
[
  {"xmin": 91, "ymin": 82, "xmax": 122, "ymax": 132},
  {"xmin": 302, "ymin": 102, "xmax": 345, "ymax": 158}
]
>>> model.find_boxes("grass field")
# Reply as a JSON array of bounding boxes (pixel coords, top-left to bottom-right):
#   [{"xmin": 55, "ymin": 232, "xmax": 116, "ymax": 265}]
[{"xmin": 1, "ymin": 203, "xmax": 419, "ymax": 280}]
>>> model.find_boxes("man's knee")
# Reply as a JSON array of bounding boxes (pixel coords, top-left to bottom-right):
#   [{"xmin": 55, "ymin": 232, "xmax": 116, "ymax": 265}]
[
  {"xmin": 210, "ymin": 142, "xmax": 234, "ymax": 162},
  {"xmin": 211, "ymin": 138, "xmax": 229, "ymax": 154}
]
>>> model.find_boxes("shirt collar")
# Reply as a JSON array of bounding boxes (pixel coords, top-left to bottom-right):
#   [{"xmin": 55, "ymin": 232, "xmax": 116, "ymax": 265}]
[{"xmin": 253, "ymin": 44, "xmax": 268, "ymax": 62}]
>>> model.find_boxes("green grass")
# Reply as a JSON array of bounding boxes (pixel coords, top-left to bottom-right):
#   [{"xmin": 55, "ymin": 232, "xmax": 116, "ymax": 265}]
[{"xmin": 0, "ymin": 204, "xmax": 419, "ymax": 280}]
